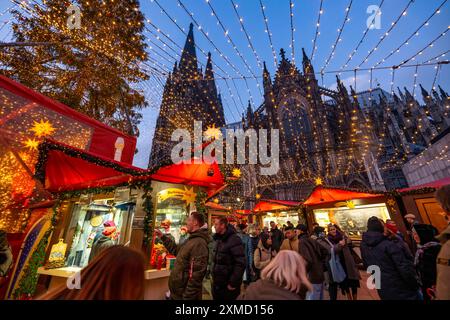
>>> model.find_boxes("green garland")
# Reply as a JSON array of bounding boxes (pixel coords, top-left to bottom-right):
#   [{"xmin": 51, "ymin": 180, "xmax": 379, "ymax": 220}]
[
  {"xmin": 132, "ymin": 180, "xmax": 154, "ymax": 248},
  {"xmin": 12, "ymin": 200, "xmax": 61, "ymax": 299},
  {"xmin": 195, "ymin": 190, "xmax": 208, "ymax": 220}
]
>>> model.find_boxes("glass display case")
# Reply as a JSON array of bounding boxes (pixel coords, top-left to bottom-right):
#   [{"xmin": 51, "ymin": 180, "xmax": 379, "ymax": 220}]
[
  {"xmin": 313, "ymin": 203, "xmax": 390, "ymax": 239},
  {"xmin": 262, "ymin": 210, "xmax": 306, "ymax": 228},
  {"xmin": 64, "ymin": 196, "xmax": 136, "ymax": 268}
]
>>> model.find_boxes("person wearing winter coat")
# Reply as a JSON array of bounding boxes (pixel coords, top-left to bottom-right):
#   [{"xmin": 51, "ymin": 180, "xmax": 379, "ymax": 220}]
[
  {"xmin": 296, "ymin": 224, "xmax": 328, "ymax": 300},
  {"xmin": 280, "ymin": 226, "xmax": 298, "ymax": 251},
  {"xmin": 254, "ymin": 232, "xmax": 277, "ymax": 278},
  {"xmin": 269, "ymin": 221, "xmax": 284, "ymax": 252},
  {"xmin": 434, "ymin": 184, "xmax": 450, "ymax": 300},
  {"xmin": 88, "ymin": 220, "xmax": 117, "ymax": 262},
  {"xmin": 326, "ymin": 224, "xmax": 361, "ymax": 300},
  {"xmin": 211, "ymin": 217, "xmax": 246, "ymax": 300},
  {"xmin": 360, "ymin": 217, "xmax": 421, "ymax": 300},
  {"xmin": 412, "ymin": 224, "xmax": 441, "ymax": 300},
  {"xmin": 156, "ymin": 212, "xmax": 210, "ymax": 300},
  {"xmin": 239, "ymin": 250, "xmax": 311, "ymax": 300},
  {"xmin": 236, "ymin": 224, "xmax": 254, "ymax": 285}
]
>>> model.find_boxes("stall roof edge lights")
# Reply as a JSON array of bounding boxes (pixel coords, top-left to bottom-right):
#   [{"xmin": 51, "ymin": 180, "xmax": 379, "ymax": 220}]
[
  {"xmin": 397, "ymin": 177, "xmax": 450, "ymax": 193},
  {"xmin": 35, "ymin": 139, "xmax": 225, "ymax": 194},
  {"xmin": 253, "ymin": 199, "xmax": 302, "ymax": 213},
  {"xmin": 303, "ymin": 185, "xmax": 385, "ymax": 206}
]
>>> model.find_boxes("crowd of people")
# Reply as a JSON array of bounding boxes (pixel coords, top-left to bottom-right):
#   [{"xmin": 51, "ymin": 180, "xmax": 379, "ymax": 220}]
[{"xmin": 4, "ymin": 185, "xmax": 446, "ymax": 300}]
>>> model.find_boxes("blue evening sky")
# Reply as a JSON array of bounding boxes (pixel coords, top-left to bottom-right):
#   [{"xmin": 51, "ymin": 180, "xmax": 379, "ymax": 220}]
[{"xmin": 0, "ymin": 0, "xmax": 449, "ymax": 168}]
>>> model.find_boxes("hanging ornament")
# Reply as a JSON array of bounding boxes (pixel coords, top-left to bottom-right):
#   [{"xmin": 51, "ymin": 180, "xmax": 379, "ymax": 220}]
[
  {"xmin": 315, "ymin": 177, "xmax": 323, "ymax": 186},
  {"xmin": 204, "ymin": 124, "xmax": 222, "ymax": 141},
  {"xmin": 255, "ymin": 193, "xmax": 261, "ymax": 199},
  {"xmin": 232, "ymin": 168, "xmax": 242, "ymax": 178},
  {"xmin": 213, "ymin": 198, "xmax": 219, "ymax": 204},
  {"xmin": 30, "ymin": 119, "xmax": 55, "ymax": 137},
  {"xmin": 23, "ymin": 138, "xmax": 40, "ymax": 151}
]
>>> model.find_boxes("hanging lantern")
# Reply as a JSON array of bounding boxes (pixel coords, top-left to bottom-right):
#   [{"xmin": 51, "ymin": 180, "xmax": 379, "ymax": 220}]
[{"xmin": 207, "ymin": 165, "xmax": 215, "ymax": 177}]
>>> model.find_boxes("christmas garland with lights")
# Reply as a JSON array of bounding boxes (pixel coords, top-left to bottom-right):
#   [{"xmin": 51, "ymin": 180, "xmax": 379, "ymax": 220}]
[
  {"xmin": 195, "ymin": 190, "xmax": 208, "ymax": 221},
  {"xmin": 34, "ymin": 139, "xmax": 149, "ymax": 185},
  {"xmin": 12, "ymin": 200, "xmax": 61, "ymax": 299}
]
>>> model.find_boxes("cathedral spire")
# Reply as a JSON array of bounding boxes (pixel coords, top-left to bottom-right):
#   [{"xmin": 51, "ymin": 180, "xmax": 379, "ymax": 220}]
[
  {"xmin": 397, "ymin": 87, "xmax": 405, "ymax": 101},
  {"xmin": 179, "ymin": 23, "xmax": 198, "ymax": 78},
  {"xmin": 205, "ymin": 52, "xmax": 214, "ymax": 80},
  {"xmin": 439, "ymin": 85, "xmax": 449, "ymax": 99},
  {"xmin": 420, "ymin": 84, "xmax": 430, "ymax": 101}
]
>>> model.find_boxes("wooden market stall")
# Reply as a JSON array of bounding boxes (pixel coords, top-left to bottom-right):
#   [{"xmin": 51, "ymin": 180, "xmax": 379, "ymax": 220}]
[
  {"xmin": 252, "ymin": 199, "xmax": 304, "ymax": 228},
  {"xmin": 396, "ymin": 177, "xmax": 450, "ymax": 233},
  {"xmin": 5, "ymin": 139, "xmax": 227, "ymax": 300},
  {"xmin": 302, "ymin": 185, "xmax": 406, "ymax": 242}
]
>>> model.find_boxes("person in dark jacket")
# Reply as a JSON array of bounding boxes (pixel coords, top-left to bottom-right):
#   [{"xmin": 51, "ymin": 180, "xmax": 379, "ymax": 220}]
[
  {"xmin": 88, "ymin": 221, "xmax": 117, "ymax": 262},
  {"xmin": 156, "ymin": 212, "xmax": 210, "ymax": 300},
  {"xmin": 269, "ymin": 221, "xmax": 284, "ymax": 252},
  {"xmin": 360, "ymin": 217, "xmax": 420, "ymax": 300},
  {"xmin": 412, "ymin": 224, "xmax": 441, "ymax": 300},
  {"xmin": 297, "ymin": 224, "xmax": 328, "ymax": 300},
  {"xmin": 212, "ymin": 217, "xmax": 246, "ymax": 300}
]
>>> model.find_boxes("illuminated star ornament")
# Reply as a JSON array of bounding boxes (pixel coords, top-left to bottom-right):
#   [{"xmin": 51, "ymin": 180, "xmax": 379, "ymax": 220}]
[
  {"xmin": 204, "ymin": 125, "xmax": 222, "ymax": 141},
  {"xmin": 30, "ymin": 119, "xmax": 55, "ymax": 137},
  {"xmin": 232, "ymin": 168, "xmax": 241, "ymax": 178},
  {"xmin": 23, "ymin": 138, "xmax": 40, "ymax": 150},
  {"xmin": 181, "ymin": 187, "xmax": 197, "ymax": 205},
  {"xmin": 315, "ymin": 177, "xmax": 323, "ymax": 186},
  {"xmin": 346, "ymin": 200, "xmax": 356, "ymax": 209},
  {"xmin": 387, "ymin": 198, "xmax": 396, "ymax": 207}
]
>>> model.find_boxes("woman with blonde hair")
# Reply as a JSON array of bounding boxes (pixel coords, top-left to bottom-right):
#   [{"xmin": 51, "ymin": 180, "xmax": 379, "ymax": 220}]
[
  {"xmin": 239, "ymin": 250, "xmax": 312, "ymax": 300},
  {"xmin": 38, "ymin": 245, "xmax": 146, "ymax": 300}
]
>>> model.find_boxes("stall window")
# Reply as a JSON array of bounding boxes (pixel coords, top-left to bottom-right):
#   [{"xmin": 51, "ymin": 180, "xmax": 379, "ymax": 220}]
[
  {"xmin": 65, "ymin": 198, "xmax": 135, "ymax": 268},
  {"xmin": 313, "ymin": 203, "xmax": 390, "ymax": 239},
  {"xmin": 262, "ymin": 210, "xmax": 305, "ymax": 228}
]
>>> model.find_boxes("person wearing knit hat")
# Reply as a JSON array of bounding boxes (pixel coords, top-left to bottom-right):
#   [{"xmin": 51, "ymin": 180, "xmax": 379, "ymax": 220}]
[
  {"xmin": 360, "ymin": 217, "xmax": 420, "ymax": 300},
  {"xmin": 89, "ymin": 221, "xmax": 118, "ymax": 262},
  {"xmin": 367, "ymin": 216, "xmax": 384, "ymax": 233},
  {"xmin": 412, "ymin": 224, "xmax": 441, "ymax": 300}
]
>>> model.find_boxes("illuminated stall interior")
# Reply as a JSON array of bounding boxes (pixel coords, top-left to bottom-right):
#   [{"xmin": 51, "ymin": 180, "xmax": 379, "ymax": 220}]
[
  {"xmin": 253, "ymin": 199, "xmax": 304, "ymax": 228},
  {"xmin": 304, "ymin": 186, "xmax": 390, "ymax": 240}
]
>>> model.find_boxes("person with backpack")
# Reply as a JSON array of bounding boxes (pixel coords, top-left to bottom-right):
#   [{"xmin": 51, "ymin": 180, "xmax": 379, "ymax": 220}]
[
  {"xmin": 360, "ymin": 217, "xmax": 421, "ymax": 300},
  {"xmin": 412, "ymin": 224, "xmax": 441, "ymax": 300},
  {"xmin": 253, "ymin": 232, "xmax": 276, "ymax": 280}
]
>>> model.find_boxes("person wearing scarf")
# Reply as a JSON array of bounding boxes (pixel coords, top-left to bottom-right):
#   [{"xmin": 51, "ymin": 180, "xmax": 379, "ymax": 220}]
[
  {"xmin": 412, "ymin": 224, "xmax": 441, "ymax": 300},
  {"xmin": 326, "ymin": 224, "xmax": 361, "ymax": 300}
]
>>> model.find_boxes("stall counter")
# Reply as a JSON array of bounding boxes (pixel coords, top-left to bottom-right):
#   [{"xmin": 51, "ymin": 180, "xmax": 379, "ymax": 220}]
[{"xmin": 37, "ymin": 267, "xmax": 171, "ymax": 300}]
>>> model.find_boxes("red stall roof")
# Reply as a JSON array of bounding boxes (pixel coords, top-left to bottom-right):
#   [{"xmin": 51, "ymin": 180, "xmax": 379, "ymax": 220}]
[
  {"xmin": 235, "ymin": 209, "xmax": 252, "ymax": 215},
  {"xmin": 303, "ymin": 186, "xmax": 384, "ymax": 206},
  {"xmin": 253, "ymin": 199, "xmax": 302, "ymax": 213},
  {"xmin": 398, "ymin": 177, "xmax": 450, "ymax": 193},
  {"xmin": 36, "ymin": 140, "xmax": 225, "ymax": 194},
  {"xmin": 0, "ymin": 75, "xmax": 137, "ymax": 164},
  {"xmin": 206, "ymin": 202, "xmax": 229, "ymax": 211}
]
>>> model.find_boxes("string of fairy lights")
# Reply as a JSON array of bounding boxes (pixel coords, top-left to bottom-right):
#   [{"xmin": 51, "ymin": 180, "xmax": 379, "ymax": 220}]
[
  {"xmin": 340, "ymin": 0, "xmax": 386, "ymax": 70},
  {"xmin": 356, "ymin": 0, "xmax": 415, "ymax": 69},
  {"xmin": 310, "ymin": 0, "xmax": 324, "ymax": 61},
  {"xmin": 0, "ymin": 0, "xmax": 448, "ymax": 199}
]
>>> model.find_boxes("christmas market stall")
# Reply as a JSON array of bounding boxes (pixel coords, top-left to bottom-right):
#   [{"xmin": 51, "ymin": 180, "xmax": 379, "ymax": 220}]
[
  {"xmin": 252, "ymin": 199, "xmax": 304, "ymax": 228},
  {"xmin": 396, "ymin": 177, "xmax": 450, "ymax": 233},
  {"xmin": 5, "ymin": 139, "xmax": 227, "ymax": 299},
  {"xmin": 302, "ymin": 185, "xmax": 406, "ymax": 241},
  {"xmin": 0, "ymin": 75, "xmax": 137, "ymax": 300},
  {"xmin": 205, "ymin": 201, "xmax": 230, "ymax": 229}
]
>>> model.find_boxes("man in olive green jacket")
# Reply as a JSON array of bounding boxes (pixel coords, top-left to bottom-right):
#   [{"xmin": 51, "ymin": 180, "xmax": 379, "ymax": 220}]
[{"xmin": 155, "ymin": 212, "xmax": 210, "ymax": 300}]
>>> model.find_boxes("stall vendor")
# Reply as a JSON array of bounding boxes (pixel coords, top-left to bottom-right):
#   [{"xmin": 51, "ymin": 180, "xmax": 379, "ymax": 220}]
[{"xmin": 88, "ymin": 221, "xmax": 118, "ymax": 262}]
